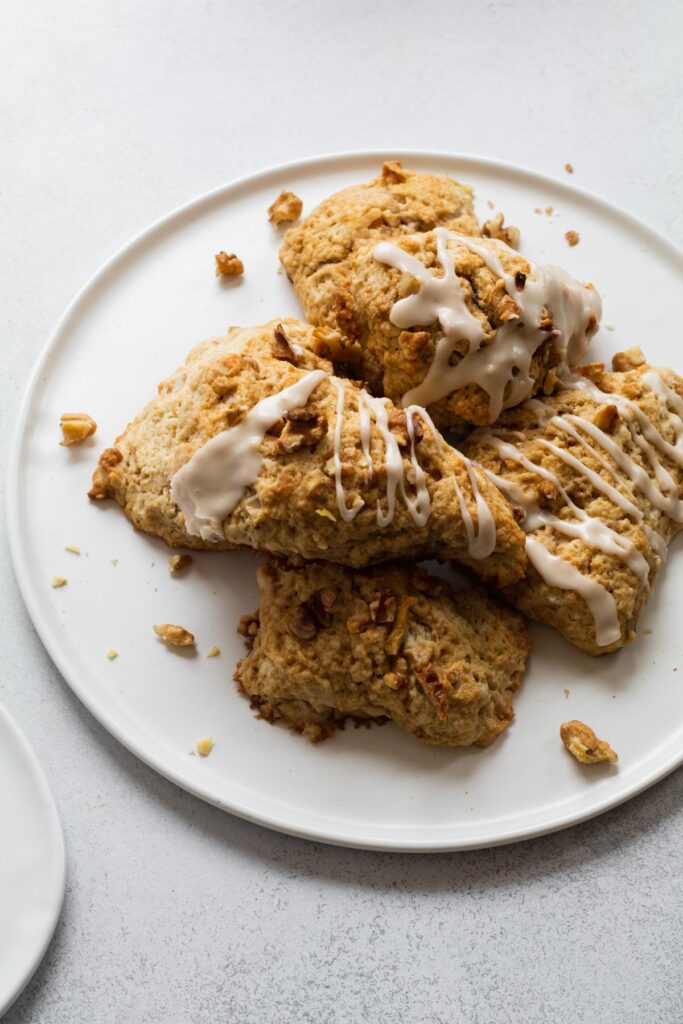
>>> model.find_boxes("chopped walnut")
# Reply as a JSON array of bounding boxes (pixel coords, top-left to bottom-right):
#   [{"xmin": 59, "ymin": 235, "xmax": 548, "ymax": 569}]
[
  {"xmin": 381, "ymin": 160, "xmax": 407, "ymax": 184},
  {"xmin": 418, "ymin": 666, "xmax": 449, "ymax": 723},
  {"xmin": 237, "ymin": 612, "xmax": 260, "ymax": 649},
  {"xmin": 271, "ymin": 323, "xmax": 297, "ymax": 363},
  {"xmin": 386, "ymin": 408, "xmax": 424, "ymax": 449},
  {"xmin": 545, "ymin": 206, "xmax": 554, "ymax": 216},
  {"xmin": 311, "ymin": 325, "xmax": 363, "ymax": 366},
  {"xmin": 593, "ymin": 403, "xmax": 619, "ymax": 433},
  {"xmin": 196, "ymin": 736, "xmax": 214, "ymax": 757},
  {"xmin": 277, "ymin": 407, "xmax": 328, "ymax": 453},
  {"xmin": 168, "ymin": 553, "xmax": 192, "ymax": 574},
  {"xmin": 612, "ymin": 347, "xmax": 646, "ymax": 372},
  {"xmin": 268, "ymin": 190, "xmax": 303, "ymax": 225},
  {"xmin": 537, "ymin": 479, "xmax": 557, "ymax": 508},
  {"xmin": 305, "ymin": 587, "xmax": 336, "ymax": 628},
  {"xmin": 315, "ymin": 507, "xmax": 336, "ymax": 522},
  {"xmin": 153, "ymin": 623, "xmax": 196, "ymax": 647},
  {"xmin": 60, "ymin": 412, "xmax": 97, "ymax": 446},
  {"xmin": 482, "ymin": 212, "xmax": 520, "ymax": 249},
  {"xmin": 288, "ymin": 604, "xmax": 318, "ymax": 641},
  {"xmin": 384, "ymin": 597, "xmax": 415, "ymax": 656},
  {"xmin": 88, "ymin": 447, "xmax": 122, "ymax": 499},
  {"xmin": 511, "ymin": 505, "xmax": 527, "ymax": 525},
  {"xmin": 214, "ymin": 251, "xmax": 244, "ymax": 276},
  {"xmin": 369, "ymin": 592, "xmax": 397, "ymax": 625},
  {"xmin": 51, "ymin": 576, "xmax": 67, "ymax": 588},
  {"xmin": 206, "ymin": 646, "xmax": 221, "ymax": 658},
  {"xmin": 565, "ymin": 230, "xmax": 580, "ymax": 247},
  {"xmin": 543, "ymin": 367, "xmax": 559, "ymax": 395},
  {"xmin": 560, "ymin": 720, "xmax": 618, "ymax": 764},
  {"xmin": 564, "ymin": 163, "xmax": 574, "ymax": 174}
]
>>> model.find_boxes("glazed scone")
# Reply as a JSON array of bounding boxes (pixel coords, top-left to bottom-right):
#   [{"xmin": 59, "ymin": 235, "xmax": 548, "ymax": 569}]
[
  {"xmin": 90, "ymin": 319, "xmax": 526, "ymax": 582},
  {"xmin": 279, "ymin": 160, "xmax": 481, "ymax": 321},
  {"xmin": 463, "ymin": 350, "xmax": 683, "ymax": 654},
  {"xmin": 288, "ymin": 228, "xmax": 601, "ymax": 431},
  {"xmin": 235, "ymin": 560, "xmax": 530, "ymax": 746}
]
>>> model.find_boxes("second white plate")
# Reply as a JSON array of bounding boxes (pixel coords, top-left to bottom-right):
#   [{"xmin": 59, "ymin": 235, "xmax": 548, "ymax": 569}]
[{"xmin": 8, "ymin": 150, "xmax": 683, "ymax": 850}]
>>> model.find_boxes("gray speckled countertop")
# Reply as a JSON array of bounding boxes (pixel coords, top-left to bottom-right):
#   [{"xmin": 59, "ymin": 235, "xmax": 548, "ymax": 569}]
[{"xmin": 2, "ymin": 2, "xmax": 683, "ymax": 1020}]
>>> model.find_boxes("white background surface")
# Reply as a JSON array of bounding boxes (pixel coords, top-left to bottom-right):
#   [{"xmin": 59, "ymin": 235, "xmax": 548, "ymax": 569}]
[{"xmin": 2, "ymin": 1, "xmax": 683, "ymax": 1020}]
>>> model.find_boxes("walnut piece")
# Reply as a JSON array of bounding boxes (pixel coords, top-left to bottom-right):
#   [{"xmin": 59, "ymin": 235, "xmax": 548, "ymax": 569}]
[
  {"xmin": 277, "ymin": 407, "xmax": 328, "ymax": 453},
  {"xmin": 564, "ymin": 163, "xmax": 574, "ymax": 174},
  {"xmin": 288, "ymin": 604, "xmax": 317, "ymax": 641},
  {"xmin": 271, "ymin": 323, "xmax": 297, "ymax": 363},
  {"xmin": 593, "ymin": 403, "xmax": 619, "ymax": 433},
  {"xmin": 482, "ymin": 212, "xmax": 520, "ymax": 249},
  {"xmin": 565, "ymin": 230, "xmax": 580, "ymax": 247},
  {"xmin": 418, "ymin": 666, "xmax": 449, "ymax": 723},
  {"xmin": 268, "ymin": 190, "xmax": 303, "ymax": 225},
  {"xmin": 168, "ymin": 553, "xmax": 192, "ymax": 574},
  {"xmin": 214, "ymin": 251, "xmax": 244, "ymax": 276},
  {"xmin": 60, "ymin": 412, "xmax": 97, "ymax": 446},
  {"xmin": 560, "ymin": 720, "xmax": 618, "ymax": 764},
  {"xmin": 369, "ymin": 592, "xmax": 397, "ymax": 625},
  {"xmin": 381, "ymin": 160, "xmax": 407, "ymax": 184},
  {"xmin": 537, "ymin": 479, "xmax": 557, "ymax": 508},
  {"xmin": 311, "ymin": 325, "xmax": 363, "ymax": 366},
  {"xmin": 386, "ymin": 408, "xmax": 424, "ymax": 449},
  {"xmin": 196, "ymin": 736, "xmax": 214, "ymax": 757},
  {"xmin": 612, "ymin": 347, "xmax": 646, "ymax": 372},
  {"xmin": 384, "ymin": 597, "xmax": 415, "ymax": 656},
  {"xmin": 153, "ymin": 623, "xmax": 196, "ymax": 647}
]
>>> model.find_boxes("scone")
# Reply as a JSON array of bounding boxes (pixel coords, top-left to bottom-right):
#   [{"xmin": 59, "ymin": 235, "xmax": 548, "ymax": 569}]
[
  {"xmin": 235, "ymin": 560, "xmax": 530, "ymax": 747},
  {"xmin": 286, "ymin": 223, "xmax": 601, "ymax": 431},
  {"xmin": 90, "ymin": 319, "xmax": 526, "ymax": 582},
  {"xmin": 463, "ymin": 349, "xmax": 683, "ymax": 654},
  {"xmin": 279, "ymin": 159, "xmax": 481, "ymax": 323}
]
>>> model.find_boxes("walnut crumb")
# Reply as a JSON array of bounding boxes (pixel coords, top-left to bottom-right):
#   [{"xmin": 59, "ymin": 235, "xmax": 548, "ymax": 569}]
[
  {"xmin": 564, "ymin": 163, "xmax": 574, "ymax": 174},
  {"xmin": 482, "ymin": 212, "xmax": 520, "ymax": 249},
  {"xmin": 534, "ymin": 207, "xmax": 542, "ymax": 214},
  {"xmin": 214, "ymin": 251, "xmax": 244, "ymax": 276},
  {"xmin": 565, "ymin": 230, "xmax": 580, "ymax": 247},
  {"xmin": 315, "ymin": 508, "xmax": 336, "ymax": 521},
  {"xmin": 110, "ymin": 558, "xmax": 118, "ymax": 566},
  {"xmin": 545, "ymin": 206, "xmax": 554, "ymax": 215},
  {"xmin": 153, "ymin": 623, "xmax": 195, "ymax": 647},
  {"xmin": 168, "ymin": 553, "xmax": 192, "ymax": 574},
  {"xmin": 60, "ymin": 412, "xmax": 97, "ymax": 446},
  {"xmin": 268, "ymin": 190, "xmax": 303, "ymax": 225},
  {"xmin": 612, "ymin": 347, "xmax": 646, "ymax": 372},
  {"xmin": 65, "ymin": 545, "xmax": 81, "ymax": 555},
  {"xmin": 560, "ymin": 720, "xmax": 618, "ymax": 764},
  {"xmin": 51, "ymin": 576, "xmax": 67, "ymax": 588},
  {"xmin": 206, "ymin": 646, "xmax": 220, "ymax": 658},
  {"xmin": 196, "ymin": 736, "xmax": 214, "ymax": 757},
  {"xmin": 593, "ymin": 403, "xmax": 618, "ymax": 432},
  {"xmin": 381, "ymin": 160, "xmax": 406, "ymax": 184},
  {"xmin": 106, "ymin": 648, "xmax": 118, "ymax": 660}
]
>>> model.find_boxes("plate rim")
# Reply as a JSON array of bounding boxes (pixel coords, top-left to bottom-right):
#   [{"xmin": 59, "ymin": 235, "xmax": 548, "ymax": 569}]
[
  {"xmin": 0, "ymin": 702, "xmax": 66, "ymax": 1017},
  {"xmin": 7, "ymin": 147, "xmax": 683, "ymax": 852}
]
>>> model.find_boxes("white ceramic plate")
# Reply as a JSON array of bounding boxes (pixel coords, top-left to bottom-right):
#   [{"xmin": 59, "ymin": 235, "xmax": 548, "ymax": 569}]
[
  {"xmin": 8, "ymin": 151, "xmax": 683, "ymax": 852},
  {"xmin": 0, "ymin": 703, "xmax": 65, "ymax": 1016}
]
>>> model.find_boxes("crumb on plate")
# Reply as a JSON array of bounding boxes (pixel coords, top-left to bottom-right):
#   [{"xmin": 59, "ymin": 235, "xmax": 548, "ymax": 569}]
[
  {"xmin": 168, "ymin": 553, "xmax": 192, "ymax": 574},
  {"xmin": 545, "ymin": 206, "xmax": 554, "ymax": 215},
  {"xmin": 206, "ymin": 646, "xmax": 221, "ymax": 658},
  {"xmin": 106, "ymin": 648, "xmax": 118, "ymax": 660},
  {"xmin": 153, "ymin": 623, "xmax": 196, "ymax": 647},
  {"xmin": 51, "ymin": 576, "xmax": 67, "ymax": 588},
  {"xmin": 196, "ymin": 736, "xmax": 214, "ymax": 757},
  {"xmin": 110, "ymin": 558, "xmax": 118, "ymax": 566},
  {"xmin": 214, "ymin": 251, "xmax": 244, "ymax": 277},
  {"xmin": 560, "ymin": 720, "xmax": 618, "ymax": 764},
  {"xmin": 268, "ymin": 190, "xmax": 303, "ymax": 225},
  {"xmin": 65, "ymin": 545, "xmax": 81, "ymax": 555},
  {"xmin": 563, "ymin": 688, "xmax": 570, "ymax": 699},
  {"xmin": 565, "ymin": 230, "xmax": 580, "ymax": 247},
  {"xmin": 564, "ymin": 163, "xmax": 574, "ymax": 174},
  {"xmin": 482, "ymin": 212, "xmax": 520, "ymax": 249},
  {"xmin": 60, "ymin": 412, "xmax": 97, "ymax": 446}
]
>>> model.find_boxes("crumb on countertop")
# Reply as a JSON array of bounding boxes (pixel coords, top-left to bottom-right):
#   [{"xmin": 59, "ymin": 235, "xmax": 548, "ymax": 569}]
[
  {"xmin": 565, "ymin": 230, "xmax": 580, "ymax": 247},
  {"xmin": 153, "ymin": 623, "xmax": 196, "ymax": 647},
  {"xmin": 268, "ymin": 190, "xmax": 303, "ymax": 225},
  {"xmin": 51, "ymin": 576, "xmax": 68, "ymax": 588},
  {"xmin": 206, "ymin": 646, "xmax": 221, "ymax": 658},
  {"xmin": 564, "ymin": 163, "xmax": 574, "ymax": 174},
  {"xmin": 106, "ymin": 648, "xmax": 118, "ymax": 660},
  {"xmin": 214, "ymin": 251, "xmax": 244, "ymax": 277},
  {"xmin": 560, "ymin": 720, "xmax": 618, "ymax": 764},
  {"xmin": 168, "ymin": 553, "xmax": 192, "ymax": 574},
  {"xmin": 60, "ymin": 412, "xmax": 97, "ymax": 446},
  {"xmin": 65, "ymin": 545, "xmax": 81, "ymax": 555},
  {"xmin": 196, "ymin": 736, "xmax": 214, "ymax": 757}
]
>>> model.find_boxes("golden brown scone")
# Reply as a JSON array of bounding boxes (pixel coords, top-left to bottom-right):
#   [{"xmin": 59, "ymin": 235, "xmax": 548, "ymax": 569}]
[
  {"xmin": 235, "ymin": 560, "xmax": 530, "ymax": 747},
  {"xmin": 280, "ymin": 160, "xmax": 480, "ymax": 333},
  {"xmin": 463, "ymin": 352, "xmax": 683, "ymax": 654},
  {"xmin": 90, "ymin": 319, "xmax": 525, "ymax": 582}
]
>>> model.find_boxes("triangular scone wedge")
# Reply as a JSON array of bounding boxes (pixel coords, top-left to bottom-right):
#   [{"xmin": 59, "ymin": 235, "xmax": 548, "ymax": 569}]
[
  {"xmin": 236, "ymin": 560, "xmax": 530, "ymax": 747},
  {"xmin": 90, "ymin": 319, "xmax": 525, "ymax": 583},
  {"xmin": 463, "ymin": 350, "xmax": 683, "ymax": 654}
]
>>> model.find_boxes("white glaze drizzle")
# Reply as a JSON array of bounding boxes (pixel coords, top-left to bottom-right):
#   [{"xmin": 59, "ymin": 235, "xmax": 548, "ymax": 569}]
[
  {"xmin": 374, "ymin": 228, "xmax": 602, "ymax": 422},
  {"xmin": 171, "ymin": 369, "xmax": 327, "ymax": 541},
  {"xmin": 331, "ymin": 380, "xmax": 365, "ymax": 522}
]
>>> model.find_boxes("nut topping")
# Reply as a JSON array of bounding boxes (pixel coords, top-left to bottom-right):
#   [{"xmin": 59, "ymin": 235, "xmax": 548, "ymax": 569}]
[
  {"xmin": 369, "ymin": 592, "xmax": 397, "ymax": 625},
  {"xmin": 277, "ymin": 407, "xmax": 328, "ymax": 453},
  {"xmin": 482, "ymin": 212, "xmax": 520, "ymax": 249},
  {"xmin": 268, "ymin": 190, "xmax": 303, "ymax": 225},
  {"xmin": 384, "ymin": 597, "xmax": 415, "ymax": 656},
  {"xmin": 214, "ymin": 251, "xmax": 244, "ymax": 276},
  {"xmin": 593, "ymin": 403, "xmax": 619, "ymax": 433},
  {"xmin": 153, "ymin": 623, "xmax": 196, "ymax": 647},
  {"xmin": 288, "ymin": 604, "xmax": 318, "ymax": 641},
  {"xmin": 418, "ymin": 666, "xmax": 450, "ymax": 723},
  {"xmin": 560, "ymin": 720, "xmax": 618, "ymax": 764},
  {"xmin": 60, "ymin": 412, "xmax": 97, "ymax": 446},
  {"xmin": 271, "ymin": 323, "xmax": 298, "ymax": 363}
]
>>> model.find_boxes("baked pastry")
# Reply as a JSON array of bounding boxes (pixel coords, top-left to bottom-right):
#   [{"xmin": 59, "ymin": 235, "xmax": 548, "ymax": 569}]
[
  {"xmin": 463, "ymin": 349, "xmax": 683, "ymax": 654},
  {"xmin": 90, "ymin": 319, "xmax": 525, "ymax": 582},
  {"xmin": 235, "ymin": 560, "xmax": 530, "ymax": 746},
  {"xmin": 284, "ymin": 219, "xmax": 601, "ymax": 430}
]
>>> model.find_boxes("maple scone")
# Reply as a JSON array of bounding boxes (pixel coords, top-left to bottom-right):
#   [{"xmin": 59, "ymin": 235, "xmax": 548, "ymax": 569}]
[
  {"xmin": 280, "ymin": 160, "xmax": 480, "ymax": 332},
  {"xmin": 293, "ymin": 229, "xmax": 602, "ymax": 431},
  {"xmin": 235, "ymin": 560, "xmax": 530, "ymax": 747},
  {"xmin": 463, "ymin": 350, "xmax": 683, "ymax": 654},
  {"xmin": 90, "ymin": 319, "xmax": 525, "ymax": 581}
]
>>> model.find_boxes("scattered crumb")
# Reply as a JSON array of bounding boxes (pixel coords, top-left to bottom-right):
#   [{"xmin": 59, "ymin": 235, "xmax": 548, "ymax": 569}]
[
  {"xmin": 153, "ymin": 623, "xmax": 196, "ymax": 648},
  {"xmin": 168, "ymin": 553, "xmax": 192, "ymax": 574},
  {"xmin": 110, "ymin": 558, "xmax": 118, "ymax": 566},
  {"xmin": 565, "ymin": 230, "xmax": 580, "ymax": 247},
  {"xmin": 65, "ymin": 545, "xmax": 81, "ymax": 555},
  {"xmin": 196, "ymin": 736, "xmax": 214, "ymax": 757},
  {"xmin": 60, "ymin": 412, "xmax": 97, "ymax": 446},
  {"xmin": 482, "ymin": 212, "xmax": 520, "ymax": 249},
  {"xmin": 605, "ymin": 324, "xmax": 615, "ymax": 332},
  {"xmin": 486, "ymin": 200, "xmax": 494, "ymax": 209},
  {"xmin": 206, "ymin": 646, "xmax": 221, "ymax": 658},
  {"xmin": 560, "ymin": 720, "xmax": 618, "ymax": 764},
  {"xmin": 106, "ymin": 648, "xmax": 118, "ymax": 660},
  {"xmin": 268, "ymin": 190, "xmax": 303, "ymax": 225},
  {"xmin": 564, "ymin": 163, "xmax": 574, "ymax": 174},
  {"xmin": 643, "ymin": 628, "xmax": 653, "ymax": 635},
  {"xmin": 563, "ymin": 688, "xmax": 570, "ymax": 699},
  {"xmin": 545, "ymin": 206, "xmax": 554, "ymax": 216},
  {"xmin": 534, "ymin": 207, "xmax": 542, "ymax": 214},
  {"xmin": 214, "ymin": 251, "xmax": 244, "ymax": 277},
  {"xmin": 51, "ymin": 576, "xmax": 67, "ymax": 588},
  {"xmin": 315, "ymin": 507, "xmax": 336, "ymax": 522}
]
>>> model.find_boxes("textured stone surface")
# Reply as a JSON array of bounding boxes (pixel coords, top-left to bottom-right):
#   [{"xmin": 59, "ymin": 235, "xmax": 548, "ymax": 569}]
[{"xmin": 2, "ymin": 1, "xmax": 683, "ymax": 1021}]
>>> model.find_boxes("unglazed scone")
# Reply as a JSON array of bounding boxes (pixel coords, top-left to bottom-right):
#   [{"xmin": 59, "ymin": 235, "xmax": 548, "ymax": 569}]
[
  {"xmin": 235, "ymin": 560, "xmax": 530, "ymax": 746},
  {"xmin": 463, "ymin": 350, "xmax": 683, "ymax": 654},
  {"xmin": 90, "ymin": 319, "xmax": 525, "ymax": 582},
  {"xmin": 279, "ymin": 160, "xmax": 481, "ymax": 316}
]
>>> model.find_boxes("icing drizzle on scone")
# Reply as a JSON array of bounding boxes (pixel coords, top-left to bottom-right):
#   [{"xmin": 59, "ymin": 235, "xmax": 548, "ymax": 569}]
[{"xmin": 373, "ymin": 229, "xmax": 602, "ymax": 421}]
